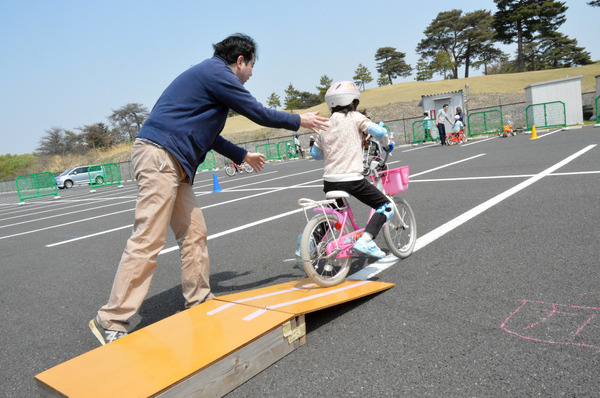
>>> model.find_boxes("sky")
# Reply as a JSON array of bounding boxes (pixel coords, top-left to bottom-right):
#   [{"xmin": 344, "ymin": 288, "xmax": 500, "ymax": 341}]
[{"xmin": 1, "ymin": 0, "xmax": 598, "ymax": 155}]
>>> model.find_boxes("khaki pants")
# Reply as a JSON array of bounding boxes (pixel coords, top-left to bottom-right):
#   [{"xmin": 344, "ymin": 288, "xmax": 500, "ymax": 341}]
[{"xmin": 97, "ymin": 141, "xmax": 212, "ymax": 331}]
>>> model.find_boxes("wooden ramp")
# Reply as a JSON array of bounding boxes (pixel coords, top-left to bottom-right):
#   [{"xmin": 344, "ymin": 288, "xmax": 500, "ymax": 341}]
[{"xmin": 35, "ymin": 278, "xmax": 394, "ymax": 397}]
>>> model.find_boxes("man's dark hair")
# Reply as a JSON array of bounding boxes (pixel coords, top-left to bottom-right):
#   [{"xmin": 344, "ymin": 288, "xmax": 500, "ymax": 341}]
[{"xmin": 213, "ymin": 33, "xmax": 257, "ymax": 65}]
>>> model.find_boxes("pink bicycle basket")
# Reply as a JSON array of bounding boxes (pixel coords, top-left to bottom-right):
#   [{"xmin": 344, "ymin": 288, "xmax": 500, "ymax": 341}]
[{"xmin": 369, "ymin": 166, "xmax": 409, "ymax": 195}]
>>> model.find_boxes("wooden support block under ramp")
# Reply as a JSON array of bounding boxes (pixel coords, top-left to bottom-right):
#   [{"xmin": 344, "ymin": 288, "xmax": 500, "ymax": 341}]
[{"xmin": 35, "ymin": 279, "xmax": 394, "ymax": 397}]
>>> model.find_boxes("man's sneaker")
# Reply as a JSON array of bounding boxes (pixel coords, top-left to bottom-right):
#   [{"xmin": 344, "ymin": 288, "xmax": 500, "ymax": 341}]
[
  {"xmin": 89, "ymin": 318, "xmax": 127, "ymax": 346},
  {"xmin": 353, "ymin": 238, "xmax": 386, "ymax": 258}
]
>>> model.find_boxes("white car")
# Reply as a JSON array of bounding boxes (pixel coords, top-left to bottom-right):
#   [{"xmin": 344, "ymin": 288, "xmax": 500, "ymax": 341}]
[{"xmin": 55, "ymin": 165, "xmax": 104, "ymax": 189}]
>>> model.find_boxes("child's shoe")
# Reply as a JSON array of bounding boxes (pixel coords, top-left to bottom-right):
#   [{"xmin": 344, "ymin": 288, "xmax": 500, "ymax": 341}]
[{"xmin": 353, "ymin": 237, "xmax": 385, "ymax": 258}]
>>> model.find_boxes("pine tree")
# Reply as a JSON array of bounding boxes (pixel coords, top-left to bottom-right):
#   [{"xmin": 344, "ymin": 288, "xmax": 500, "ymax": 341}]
[{"xmin": 353, "ymin": 64, "xmax": 373, "ymax": 91}]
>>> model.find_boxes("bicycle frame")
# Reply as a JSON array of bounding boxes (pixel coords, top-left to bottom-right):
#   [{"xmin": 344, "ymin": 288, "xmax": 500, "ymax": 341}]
[
  {"xmin": 447, "ymin": 128, "xmax": 467, "ymax": 145},
  {"xmin": 299, "ymin": 166, "xmax": 394, "ymax": 260}
]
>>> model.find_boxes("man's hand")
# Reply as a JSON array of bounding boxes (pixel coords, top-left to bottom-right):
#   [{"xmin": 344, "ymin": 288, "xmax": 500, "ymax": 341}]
[
  {"xmin": 244, "ymin": 152, "xmax": 266, "ymax": 172},
  {"xmin": 300, "ymin": 112, "xmax": 329, "ymax": 134}
]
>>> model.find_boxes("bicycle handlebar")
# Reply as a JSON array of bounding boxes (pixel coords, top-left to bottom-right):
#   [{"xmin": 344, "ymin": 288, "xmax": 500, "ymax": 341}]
[{"xmin": 365, "ymin": 137, "xmax": 390, "ymax": 168}]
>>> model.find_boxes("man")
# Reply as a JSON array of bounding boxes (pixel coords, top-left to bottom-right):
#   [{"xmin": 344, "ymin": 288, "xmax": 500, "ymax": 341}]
[
  {"xmin": 89, "ymin": 33, "xmax": 329, "ymax": 345},
  {"xmin": 436, "ymin": 104, "xmax": 452, "ymax": 145}
]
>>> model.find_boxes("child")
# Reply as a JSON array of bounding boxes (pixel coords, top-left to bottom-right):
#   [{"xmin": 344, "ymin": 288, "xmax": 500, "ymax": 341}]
[
  {"xmin": 310, "ymin": 81, "xmax": 394, "ymax": 258},
  {"xmin": 452, "ymin": 114, "xmax": 464, "ymax": 134},
  {"xmin": 294, "ymin": 133, "xmax": 304, "ymax": 158},
  {"xmin": 422, "ymin": 112, "xmax": 432, "ymax": 140}
]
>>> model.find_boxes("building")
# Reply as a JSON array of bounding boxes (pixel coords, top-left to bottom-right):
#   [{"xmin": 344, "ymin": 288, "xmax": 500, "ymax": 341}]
[
  {"xmin": 524, "ymin": 76, "xmax": 583, "ymax": 127},
  {"xmin": 421, "ymin": 90, "xmax": 464, "ymax": 138}
]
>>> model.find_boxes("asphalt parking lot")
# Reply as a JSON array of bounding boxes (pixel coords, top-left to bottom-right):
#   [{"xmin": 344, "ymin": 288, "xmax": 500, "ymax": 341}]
[{"xmin": 0, "ymin": 127, "xmax": 598, "ymax": 397}]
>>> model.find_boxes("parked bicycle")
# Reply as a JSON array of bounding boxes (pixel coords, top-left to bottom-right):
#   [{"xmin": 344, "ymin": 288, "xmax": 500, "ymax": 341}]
[
  {"xmin": 224, "ymin": 161, "xmax": 253, "ymax": 176},
  {"xmin": 296, "ymin": 157, "xmax": 417, "ymax": 287}
]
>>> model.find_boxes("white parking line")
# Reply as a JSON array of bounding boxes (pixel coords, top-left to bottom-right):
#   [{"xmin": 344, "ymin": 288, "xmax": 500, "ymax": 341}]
[
  {"xmin": 350, "ymin": 144, "xmax": 596, "ymax": 281},
  {"xmin": 411, "ymin": 154, "xmax": 486, "ymax": 177},
  {"xmin": 43, "ymin": 179, "xmax": 321, "ymax": 247}
]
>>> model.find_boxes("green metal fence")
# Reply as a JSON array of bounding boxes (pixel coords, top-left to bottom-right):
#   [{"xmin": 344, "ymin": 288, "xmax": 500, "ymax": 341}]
[
  {"xmin": 596, "ymin": 95, "xmax": 599, "ymax": 121},
  {"xmin": 255, "ymin": 143, "xmax": 280, "ymax": 161},
  {"xmin": 277, "ymin": 140, "xmax": 297, "ymax": 159},
  {"xmin": 197, "ymin": 151, "xmax": 217, "ymax": 171},
  {"xmin": 412, "ymin": 118, "xmax": 436, "ymax": 143},
  {"xmin": 15, "ymin": 172, "xmax": 59, "ymax": 203},
  {"xmin": 525, "ymin": 101, "xmax": 566, "ymax": 129},
  {"xmin": 468, "ymin": 110, "xmax": 503, "ymax": 136},
  {"xmin": 89, "ymin": 163, "xmax": 123, "ymax": 191}
]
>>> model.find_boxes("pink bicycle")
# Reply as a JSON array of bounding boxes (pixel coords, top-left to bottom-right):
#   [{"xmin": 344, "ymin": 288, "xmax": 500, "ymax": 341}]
[{"xmin": 297, "ymin": 159, "xmax": 417, "ymax": 287}]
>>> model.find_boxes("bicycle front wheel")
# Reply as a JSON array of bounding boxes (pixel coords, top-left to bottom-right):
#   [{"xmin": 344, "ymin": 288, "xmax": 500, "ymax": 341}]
[
  {"xmin": 383, "ymin": 197, "xmax": 417, "ymax": 259},
  {"xmin": 300, "ymin": 214, "xmax": 351, "ymax": 287},
  {"xmin": 224, "ymin": 165, "xmax": 236, "ymax": 176},
  {"xmin": 242, "ymin": 163, "xmax": 253, "ymax": 173}
]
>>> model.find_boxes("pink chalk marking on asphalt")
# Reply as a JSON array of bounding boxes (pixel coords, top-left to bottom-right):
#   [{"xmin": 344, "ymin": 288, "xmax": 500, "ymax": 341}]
[
  {"xmin": 501, "ymin": 299, "xmax": 600, "ymax": 351},
  {"xmin": 573, "ymin": 314, "xmax": 596, "ymax": 338},
  {"xmin": 523, "ymin": 304, "xmax": 556, "ymax": 330}
]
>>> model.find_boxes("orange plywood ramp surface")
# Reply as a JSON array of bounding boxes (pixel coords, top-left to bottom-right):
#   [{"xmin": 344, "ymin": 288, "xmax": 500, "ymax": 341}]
[
  {"xmin": 35, "ymin": 279, "xmax": 394, "ymax": 397},
  {"xmin": 213, "ymin": 278, "xmax": 395, "ymax": 318}
]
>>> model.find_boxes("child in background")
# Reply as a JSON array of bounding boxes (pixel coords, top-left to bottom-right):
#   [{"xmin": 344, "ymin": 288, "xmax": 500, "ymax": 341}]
[
  {"xmin": 452, "ymin": 114, "xmax": 464, "ymax": 134},
  {"xmin": 310, "ymin": 81, "xmax": 394, "ymax": 258}
]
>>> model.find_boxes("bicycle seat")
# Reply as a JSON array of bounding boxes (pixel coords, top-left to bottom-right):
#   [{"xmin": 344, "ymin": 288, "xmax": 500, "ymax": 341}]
[{"xmin": 325, "ymin": 190, "xmax": 350, "ymax": 199}]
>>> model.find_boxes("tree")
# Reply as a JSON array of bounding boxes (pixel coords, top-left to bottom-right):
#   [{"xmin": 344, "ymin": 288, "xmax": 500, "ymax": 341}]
[
  {"xmin": 471, "ymin": 45, "xmax": 508, "ymax": 75},
  {"xmin": 0, "ymin": 153, "xmax": 39, "ymax": 180},
  {"xmin": 63, "ymin": 130, "xmax": 86, "ymax": 154},
  {"xmin": 78, "ymin": 122, "xmax": 113, "ymax": 150},
  {"xmin": 431, "ymin": 51, "xmax": 454, "ymax": 80},
  {"xmin": 377, "ymin": 72, "xmax": 391, "ymax": 87},
  {"xmin": 316, "ymin": 75, "xmax": 332, "ymax": 102},
  {"xmin": 108, "ymin": 103, "xmax": 149, "ymax": 143},
  {"xmin": 493, "ymin": 0, "xmax": 568, "ymax": 72},
  {"xmin": 460, "ymin": 10, "xmax": 501, "ymax": 78},
  {"xmin": 416, "ymin": 9, "xmax": 465, "ymax": 79},
  {"xmin": 37, "ymin": 126, "xmax": 66, "ymax": 156},
  {"xmin": 415, "ymin": 58, "xmax": 434, "ymax": 81},
  {"xmin": 297, "ymin": 92, "xmax": 321, "ymax": 109},
  {"xmin": 374, "ymin": 47, "xmax": 412, "ymax": 85},
  {"xmin": 266, "ymin": 93, "xmax": 281, "ymax": 109},
  {"xmin": 284, "ymin": 83, "xmax": 301, "ymax": 111},
  {"xmin": 589, "ymin": 0, "xmax": 600, "ymax": 6},
  {"xmin": 530, "ymin": 32, "xmax": 592, "ymax": 69},
  {"xmin": 353, "ymin": 64, "xmax": 373, "ymax": 90}
]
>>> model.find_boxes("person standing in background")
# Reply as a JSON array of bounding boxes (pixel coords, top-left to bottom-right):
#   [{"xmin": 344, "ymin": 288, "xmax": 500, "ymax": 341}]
[{"xmin": 436, "ymin": 104, "xmax": 452, "ymax": 145}]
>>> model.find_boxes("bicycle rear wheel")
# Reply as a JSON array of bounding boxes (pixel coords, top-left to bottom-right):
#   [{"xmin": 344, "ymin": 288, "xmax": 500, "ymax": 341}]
[
  {"xmin": 300, "ymin": 214, "xmax": 351, "ymax": 287},
  {"xmin": 383, "ymin": 197, "xmax": 417, "ymax": 258},
  {"xmin": 242, "ymin": 163, "xmax": 253, "ymax": 173}
]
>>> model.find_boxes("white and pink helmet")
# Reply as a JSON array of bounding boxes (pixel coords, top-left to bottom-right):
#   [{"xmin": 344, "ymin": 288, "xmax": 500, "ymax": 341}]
[{"xmin": 324, "ymin": 81, "xmax": 360, "ymax": 110}]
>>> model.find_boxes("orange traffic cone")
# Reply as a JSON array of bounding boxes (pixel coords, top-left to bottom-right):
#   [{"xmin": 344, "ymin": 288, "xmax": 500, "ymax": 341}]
[
  {"xmin": 212, "ymin": 173, "xmax": 222, "ymax": 193},
  {"xmin": 530, "ymin": 125, "xmax": 539, "ymax": 140}
]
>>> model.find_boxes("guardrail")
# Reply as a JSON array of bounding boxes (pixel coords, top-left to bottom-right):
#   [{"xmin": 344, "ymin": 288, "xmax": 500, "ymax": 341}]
[
  {"xmin": 468, "ymin": 110, "xmax": 503, "ymax": 136},
  {"xmin": 89, "ymin": 163, "xmax": 123, "ymax": 192},
  {"xmin": 526, "ymin": 101, "xmax": 566, "ymax": 129},
  {"xmin": 15, "ymin": 172, "xmax": 59, "ymax": 204}
]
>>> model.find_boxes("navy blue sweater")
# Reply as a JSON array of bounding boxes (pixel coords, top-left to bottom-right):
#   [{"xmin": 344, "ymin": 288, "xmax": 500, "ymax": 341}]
[{"xmin": 137, "ymin": 56, "xmax": 301, "ymax": 183}]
